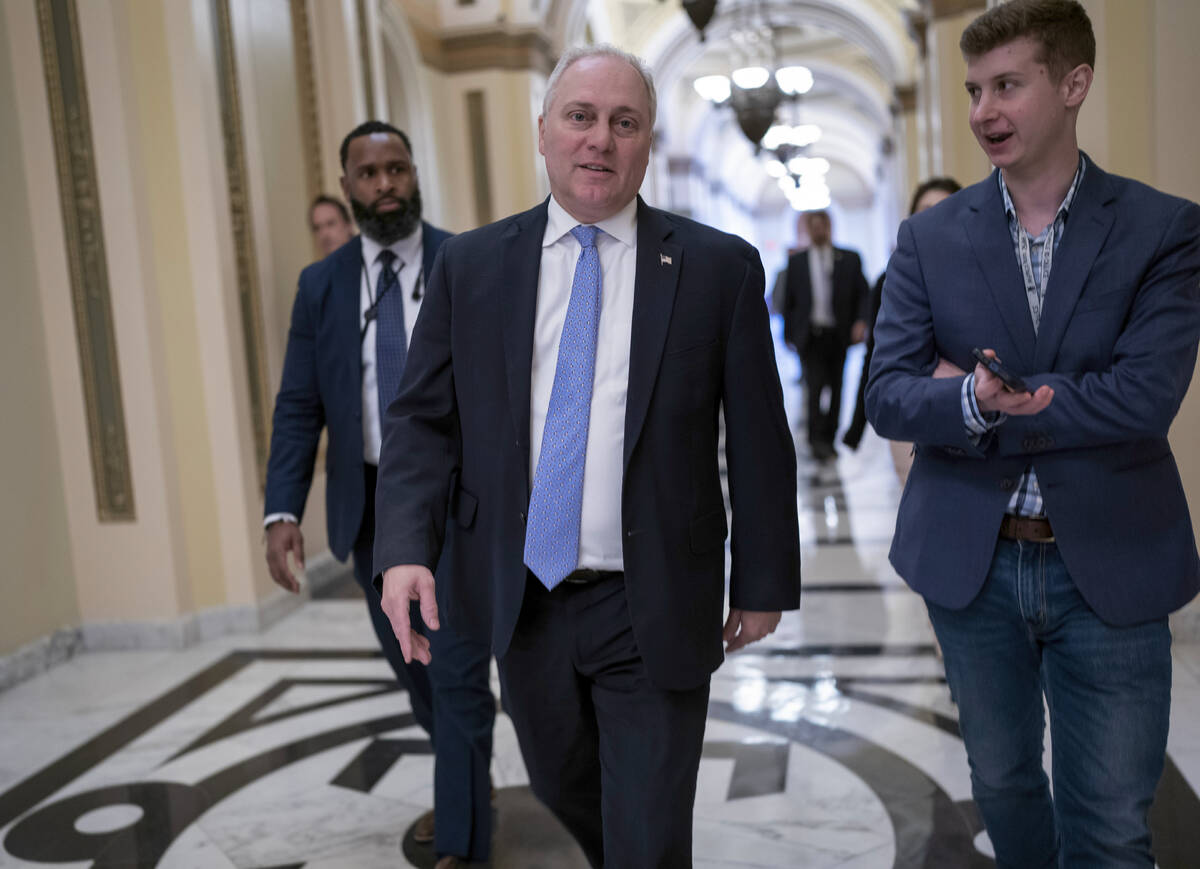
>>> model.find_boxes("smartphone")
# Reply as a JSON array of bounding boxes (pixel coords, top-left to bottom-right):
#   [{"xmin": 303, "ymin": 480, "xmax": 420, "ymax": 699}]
[{"xmin": 971, "ymin": 348, "xmax": 1029, "ymax": 393}]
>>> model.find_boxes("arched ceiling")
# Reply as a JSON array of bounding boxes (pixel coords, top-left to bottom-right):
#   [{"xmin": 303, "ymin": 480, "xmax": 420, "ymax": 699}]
[{"xmin": 588, "ymin": 0, "xmax": 921, "ymax": 213}]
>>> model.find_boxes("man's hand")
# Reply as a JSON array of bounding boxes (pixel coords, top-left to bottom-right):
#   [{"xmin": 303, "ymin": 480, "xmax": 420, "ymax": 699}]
[
  {"xmin": 850, "ymin": 320, "xmax": 867, "ymax": 344},
  {"xmin": 723, "ymin": 609, "xmax": 782, "ymax": 653},
  {"xmin": 265, "ymin": 521, "xmax": 305, "ymax": 593},
  {"xmin": 973, "ymin": 348, "xmax": 1054, "ymax": 415},
  {"xmin": 380, "ymin": 564, "xmax": 440, "ymax": 665}
]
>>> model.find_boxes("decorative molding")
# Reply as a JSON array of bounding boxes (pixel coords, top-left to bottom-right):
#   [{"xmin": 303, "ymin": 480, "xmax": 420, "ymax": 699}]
[
  {"xmin": 418, "ymin": 28, "xmax": 556, "ymax": 77},
  {"xmin": 36, "ymin": 0, "xmax": 136, "ymax": 521},
  {"xmin": 894, "ymin": 84, "xmax": 918, "ymax": 114},
  {"xmin": 0, "ymin": 553, "xmax": 350, "ymax": 693},
  {"xmin": 926, "ymin": 0, "xmax": 986, "ymax": 21},
  {"xmin": 355, "ymin": 0, "xmax": 376, "ymax": 116},
  {"xmin": 903, "ymin": 9, "xmax": 928, "ymax": 58},
  {"xmin": 465, "ymin": 90, "xmax": 493, "ymax": 226},
  {"xmin": 289, "ymin": 0, "xmax": 323, "ymax": 206},
  {"xmin": 210, "ymin": 0, "xmax": 271, "ymax": 488}
]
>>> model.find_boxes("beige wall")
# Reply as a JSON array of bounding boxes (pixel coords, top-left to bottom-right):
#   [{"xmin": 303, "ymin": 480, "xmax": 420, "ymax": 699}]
[
  {"xmin": 0, "ymin": 2, "xmax": 79, "ymax": 654},
  {"xmin": 928, "ymin": 9, "xmax": 992, "ymax": 187},
  {"xmin": 1078, "ymin": 0, "xmax": 1200, "ymax": 552},
  {"xmin": 427, "ymin": 68, "xmax": 545, "ymax": 233}
]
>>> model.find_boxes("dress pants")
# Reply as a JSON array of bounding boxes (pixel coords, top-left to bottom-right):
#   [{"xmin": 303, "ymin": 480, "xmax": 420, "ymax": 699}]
[
  {"xmin": 354, "ymin": 463, "xmax": 496, "ymax": 861},
  {"xmin": 353, "ymin": 464, "xmax": 434, "ymax": 735},
  {"xmin": 926, "ymin": 539, "xmax": 1171, "ymax": 868},
  {"xmin": 802, "ymin": 326, "xmax": 848, "ymax": 451},
  {"xmin": 499, "ymin": 573, "xmax": 710, "ymax": 869}
]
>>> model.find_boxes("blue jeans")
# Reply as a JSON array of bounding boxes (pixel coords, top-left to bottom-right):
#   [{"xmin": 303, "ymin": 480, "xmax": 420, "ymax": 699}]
[{"xmin": 926, "ymin": 539, "xmax": 1172, "ymax": 868}]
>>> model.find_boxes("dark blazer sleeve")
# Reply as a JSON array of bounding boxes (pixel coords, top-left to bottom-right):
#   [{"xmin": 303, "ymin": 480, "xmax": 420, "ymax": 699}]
[
  {"xmin": 997, "ymin": 198, "xmax": 1200, "ymax": 456},
  {"xmin": 722, "ymin": 246, "xmax": 802, "ymax": 611},
  {"xmin": 850, "ymin": 252, "xmax": 870, "ymax": 324},
  {"xmin": 866, "ymin": 218, "xmax": 988, "ymax": 453},
  {"xmin": 263, "ymin": 267, "xmax": 326, "ymax": 518},
  {"xmin": 373, "ymin": 242, "xmax": 458, "ymax": 575}
]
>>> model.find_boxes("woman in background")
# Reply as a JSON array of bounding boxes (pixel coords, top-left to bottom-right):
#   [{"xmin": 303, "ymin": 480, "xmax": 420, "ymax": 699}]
[{"xmin": 843, "ymin": 177, "xmax": 962, "ymax": 484}]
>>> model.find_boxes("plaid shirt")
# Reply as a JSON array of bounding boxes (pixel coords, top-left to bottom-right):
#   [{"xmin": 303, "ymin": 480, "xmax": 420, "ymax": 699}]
[{"xmin": 960, "ymin": 157, "xmax": 1086, "ymax": 517}]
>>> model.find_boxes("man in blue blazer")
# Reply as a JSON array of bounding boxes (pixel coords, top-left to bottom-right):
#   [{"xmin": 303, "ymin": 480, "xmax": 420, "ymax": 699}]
[
  {"xmin": 867, "ymin": 2, "xmax": 1200, "ymax": 866},
  {"xmin": 263, "ymin": 122, "xmax": 495, "ymax": 868},
  {"xmin": 373, "ymin": 47, "xmax": 801, "ymax": 867}
]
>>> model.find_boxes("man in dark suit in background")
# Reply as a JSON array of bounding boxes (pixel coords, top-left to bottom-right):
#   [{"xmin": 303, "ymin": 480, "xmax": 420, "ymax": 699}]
[
  {"xmin": 263, "ymin": 121, "xmax": 495, "ymax": 869},
  {"xmin": 782, "ymin": 210, "xmax": 869, "ymax": 460},
  {"xmin": 374, "ymin": 45, "xmax": 801, "ymax": 868},
  {"xmin": 867, "ymin": 1, "xmax": 1200, "ymax": 864}
]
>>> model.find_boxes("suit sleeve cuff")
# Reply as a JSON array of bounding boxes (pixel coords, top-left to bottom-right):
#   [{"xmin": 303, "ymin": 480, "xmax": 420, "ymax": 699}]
[
  {"xmin": 962, "ymin": 373, "xmax": 1005, "ymax": 442},
  {"xmin": 264, "ymin": 513, "xmax": 299, "ymax": 529}
]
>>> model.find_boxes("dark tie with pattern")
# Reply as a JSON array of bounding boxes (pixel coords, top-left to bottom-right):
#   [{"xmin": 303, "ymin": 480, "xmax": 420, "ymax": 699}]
[{"xmin": 374, "ymin": 250, "xmax": 407, "ymax": 422}]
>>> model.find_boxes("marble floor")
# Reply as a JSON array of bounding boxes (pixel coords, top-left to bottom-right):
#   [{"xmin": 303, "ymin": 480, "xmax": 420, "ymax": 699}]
[{"xmin": 2, "ymin": 346, "xmax": 1200, "ymax": 868}]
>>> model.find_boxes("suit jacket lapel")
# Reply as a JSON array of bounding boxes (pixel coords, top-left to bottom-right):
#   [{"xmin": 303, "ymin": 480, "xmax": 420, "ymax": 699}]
[
  {"xmin": 964, "ymin": 173, "xmax": 1037, "ymax": 368},
  {"xmin": 1033, "ymin": 157, "xmax": 1116, "ymax": 372},
  {"xmin": 624, "ymin": 199, "xmax": 682, "ymax": 469},
  {"xmin": 420, "ymin": 220, "xmax": 438, "ymax": 283},
  {"xmin": 500, "ymin": 202, "xmax": 548, "ymax": 480},
  {"xmin": 336, "ymin": 236, "xmax": 364, "ymax": 386}
]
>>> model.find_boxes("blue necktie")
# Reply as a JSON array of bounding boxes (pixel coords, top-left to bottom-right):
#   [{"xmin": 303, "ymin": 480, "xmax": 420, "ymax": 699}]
[
  {"xmin": 524, "ymin": 225, "xmax": 603, "ymax": 590},
  {"xmin": 375, "ymin": 250, "xmax": 407, "ymax": 422}
]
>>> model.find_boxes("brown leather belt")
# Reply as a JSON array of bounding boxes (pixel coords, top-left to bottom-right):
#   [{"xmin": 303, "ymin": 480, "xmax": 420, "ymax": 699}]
[
  {"xmin": 561, "ymin": 568, "xmax": 623, "ymax": 585},
  {"xmin": 999, "ymin": 514, "xmax": 1055, "ymax": 542}
]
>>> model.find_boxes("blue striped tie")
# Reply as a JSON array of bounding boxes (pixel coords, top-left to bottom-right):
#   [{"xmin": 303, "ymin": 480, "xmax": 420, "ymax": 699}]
[
  {"xmin": 375, "ymin": 250, "xmax": 407, "ymax": 422},
  {"xmin": 524, "ymin": 225, "xmax": 602, "ymax": 590}
]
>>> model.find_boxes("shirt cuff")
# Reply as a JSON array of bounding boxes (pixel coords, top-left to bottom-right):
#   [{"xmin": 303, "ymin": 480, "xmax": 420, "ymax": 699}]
[
  {"xmin": 962, "ymin": 373, "xmax": 1004, "ymax": 440},
  {"xmin": 264, "ymin": 513, "xmax": 299, "ymax": 529}
]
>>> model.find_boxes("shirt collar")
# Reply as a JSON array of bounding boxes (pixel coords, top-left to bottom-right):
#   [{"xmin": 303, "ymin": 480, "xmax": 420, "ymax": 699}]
[
  {"xmin": 543, "ymin": 195, "xmax": 638, "ymax": 249},
  {"xmin": 361, "ymin": 222, "xmax": 424, "ymax": 270},
  {"xmin": 998, "ymin": 155, "xmax": 1086, "ymax": 230}
]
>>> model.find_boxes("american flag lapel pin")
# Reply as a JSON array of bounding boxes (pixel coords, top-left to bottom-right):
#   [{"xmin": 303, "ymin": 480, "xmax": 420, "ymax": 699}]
[{"xmin": 660, "ymin": 252, "xmax": 672, "ymax": 266}]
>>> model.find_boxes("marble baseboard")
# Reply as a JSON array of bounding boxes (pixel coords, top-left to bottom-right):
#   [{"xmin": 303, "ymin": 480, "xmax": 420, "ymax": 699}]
[
  {"xmin": 1171, "ymin": 598, "xmax": 1200, "ymax": 642},
  {"xmin": 304, "ymin": 551, "xmax": 348, "ymax": 595},
  {"xmin": 0, "ymin": 627, "xmax": 83, "ymax": 693},
  {"xmin": 0, "ymin": 553, "xmax": 347, "ymax": 693}
]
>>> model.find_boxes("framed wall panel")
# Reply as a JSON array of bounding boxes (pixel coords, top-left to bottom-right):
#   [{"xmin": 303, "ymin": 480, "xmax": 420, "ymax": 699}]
[
  {"xmin": 36, "ymin": 0, "xmax": 135, "ymax": 521},
  {"xmin": 210, "ymin": 0, "xmax": 271, "ymax": 487}
]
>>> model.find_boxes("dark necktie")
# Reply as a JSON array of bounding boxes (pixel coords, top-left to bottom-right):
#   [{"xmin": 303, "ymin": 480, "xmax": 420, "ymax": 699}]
[{"xmin": 374, "ymin": 250, "xmax": 407, "ymax": 422}]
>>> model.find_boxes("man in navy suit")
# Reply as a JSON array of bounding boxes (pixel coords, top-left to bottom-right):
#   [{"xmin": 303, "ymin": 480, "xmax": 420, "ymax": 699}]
[
  {"xmin": 781, "ymin": 210, "xmax": 869, "ymax": 460},
  {"xmin": 373, "ymin": 46, "xmax": 801, "ymax": 867},
  {"xmin": 263, "ymin": 122, "xmax": 495, "ymax": 869},
  {"xmin": 867, "ymin": 2, "xmax": 1200, "ymax": 865}
]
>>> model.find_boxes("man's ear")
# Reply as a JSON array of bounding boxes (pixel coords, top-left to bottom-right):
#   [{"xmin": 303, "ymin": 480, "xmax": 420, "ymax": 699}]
[
  {"xmin": 339, "ymin": 174, "xmax": 350, "ymax": 203},
  {"xmin": 1062, "ymin": 62, "xmax": 1093, "ymax": 109}
]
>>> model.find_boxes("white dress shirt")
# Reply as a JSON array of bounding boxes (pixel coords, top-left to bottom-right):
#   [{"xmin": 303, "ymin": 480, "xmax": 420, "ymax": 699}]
[
  {"xmin": 807, "ymin": 244, "xmax": 835, "ymax": 327},
  {"xmin": 361, "ymin": 227, "xmax": 425, "ymax": 465},
  {"xmin": 529, "ymin": 196, "xmax": 637, "ymax": 571},
  {"xmin": 264, "ymin": 226, "xmax": 425, "ymax": 529}
]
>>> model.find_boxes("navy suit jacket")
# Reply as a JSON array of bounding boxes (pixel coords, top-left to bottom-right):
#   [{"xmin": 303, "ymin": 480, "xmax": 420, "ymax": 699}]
[
  {"xmin": 866, "ymin": 155, "xmax": 1200, "ymax": 625},
  {"xmin": 373, "ymin": 198, "xmax": 801, "ymax": 690},
  {"xmin": 264, "ymin": 223, "xmax": 452, "ymax": 561},
  {"xmin": 781, "ymin": 246, "xmax": 869, "ymax": 353}
]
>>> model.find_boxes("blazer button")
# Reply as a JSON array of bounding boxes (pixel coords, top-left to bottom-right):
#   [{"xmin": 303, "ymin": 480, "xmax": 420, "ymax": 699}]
[{"xmin": 1000, "ymin": 478, "xmax": 1015, "ymax": 491}]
